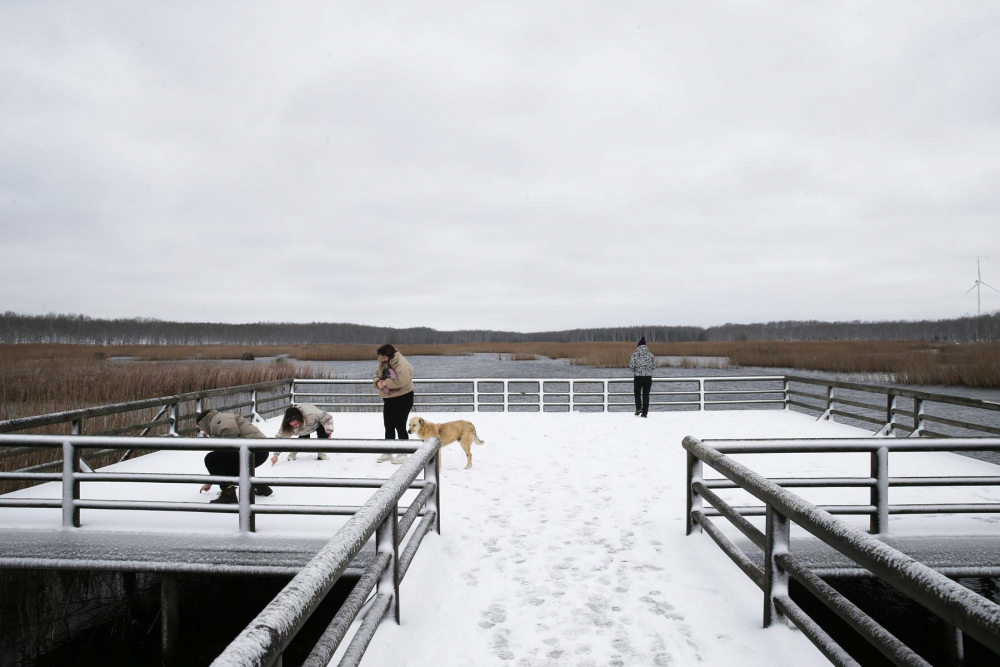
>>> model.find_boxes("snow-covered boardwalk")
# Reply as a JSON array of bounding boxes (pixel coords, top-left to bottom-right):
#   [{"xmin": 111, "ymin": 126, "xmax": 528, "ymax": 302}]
[{"xmin": 4, "ymin": 410, "xmax": 1000, "ymax": 665}]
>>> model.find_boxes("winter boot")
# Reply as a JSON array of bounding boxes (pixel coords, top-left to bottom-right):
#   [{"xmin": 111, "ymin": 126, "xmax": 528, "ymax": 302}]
[
  {"xmin": 317, "ymin": 453, "xmax": 329, "ymax": 460},
  {"xmin": 253, "ymin": 485, "xmax": 273, "ymax": 497},
  {"xmin": 376, "ymin": 453, "xmax": 392, "ymax": 463},
  {"xmin": 287, "ymin": 452, "xmax": 298, "ymax": 461},
  {"xmin": 390, "ymin": 454, "xmax": 408, "ymax": 465},
  {"xmin": 211, "ymin": 485, "xmax": 238, "ymax": 504}
]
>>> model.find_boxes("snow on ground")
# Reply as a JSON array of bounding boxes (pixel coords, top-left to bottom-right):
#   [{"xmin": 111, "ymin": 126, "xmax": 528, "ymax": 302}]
[{"xmin": 4, "ymin": 409, "xmax": 1000, "ymax": 666}]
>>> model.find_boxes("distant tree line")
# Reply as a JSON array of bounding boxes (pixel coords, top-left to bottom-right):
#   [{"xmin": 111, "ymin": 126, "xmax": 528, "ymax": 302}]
[{"xmin": 1, "ymin": 311, "xmax": 997, "ymax": 345}]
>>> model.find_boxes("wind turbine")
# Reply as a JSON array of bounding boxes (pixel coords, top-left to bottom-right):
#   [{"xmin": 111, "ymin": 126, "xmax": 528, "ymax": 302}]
[{"xmin": 965, "ymin": 256, "xmax": 998, "ymax": 317}]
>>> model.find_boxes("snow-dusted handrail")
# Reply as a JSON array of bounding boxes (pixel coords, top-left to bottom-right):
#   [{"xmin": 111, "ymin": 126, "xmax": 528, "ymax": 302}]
[
  {"xmin": 211, "ymin": 438, "xmax": 440, "ymax": 667},
  {"xmin": 683, "ymin": 435, "xmax": 1000, "ymax": 663},
  {"xmin": 0, "ymin": 434, "xmax": 431, "ymax": 533},
  {"xmin": 292, "ymin": 375, "xmax": 789, "ymax": 412}
]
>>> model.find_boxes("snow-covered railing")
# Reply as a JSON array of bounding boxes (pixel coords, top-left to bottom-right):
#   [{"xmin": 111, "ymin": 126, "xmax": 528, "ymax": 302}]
[
  {"xmin": 0, "ymin": 433, "xmax": 440, "ymax": 535},
  {"xmin": 211, "ymin": 438, "xmax": 440, "ymax": 667},
  {"xmin": 685, "ymin": 437, "xmax": 1000, "ymax": 536},
  {"xmin": 293, "ymin": 375, "xmax": 789, "ymax": 412},
  {"xmin": 786, "ymin": 375, "xmax": 1000, "ymax": 438},
  {"xmin": 683, "ymin": 436, "xmax": 1000, "ymax": 665}
]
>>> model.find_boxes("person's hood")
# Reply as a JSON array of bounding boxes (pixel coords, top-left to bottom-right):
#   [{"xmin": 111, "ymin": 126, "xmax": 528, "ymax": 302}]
[{"xmin": 197, "ymin": 409, "xmax": 219, "ymax": 432}]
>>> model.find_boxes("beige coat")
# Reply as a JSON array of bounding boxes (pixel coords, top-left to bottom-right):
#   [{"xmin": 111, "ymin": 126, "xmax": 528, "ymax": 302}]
[
  {"xmin": 197, "ymin": 410, "xmax": 267, "ymax": 440},
  {"xmin": 373, "ymin": 352, "xmax": 414, "ymax": 399},
  {"xmin": 276, "ymin": 403, "xmax": 335, "ymax": 438}
]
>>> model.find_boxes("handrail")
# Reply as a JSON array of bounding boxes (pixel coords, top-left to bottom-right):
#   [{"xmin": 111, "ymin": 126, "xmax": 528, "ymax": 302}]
[
  {"xmin": 211, "ymin": 438, "xmax": 440, "ymax": 667},
  {"xmin": 0, "ymin": 434, "xmax": 433, "ymax": 533},
  {"xmin": 683, "ymin": 435, "xmax": 1000, "ymax": 663}
]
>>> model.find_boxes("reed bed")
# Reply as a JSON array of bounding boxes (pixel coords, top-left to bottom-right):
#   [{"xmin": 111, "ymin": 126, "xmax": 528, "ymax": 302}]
[{"xmin": 0, "ymin": 358, "xmax": 325, "ymax": 493}]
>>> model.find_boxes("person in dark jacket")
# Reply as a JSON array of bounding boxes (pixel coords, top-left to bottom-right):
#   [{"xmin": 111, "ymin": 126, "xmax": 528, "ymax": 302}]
[
  {"xmin": 373, "ymin": 344, "xmax": 415, "ymax": 463},
  {"xmin": 196, "ymin": 410, "xmax": 274, "ymax": 504},
  {"xmin": 628, "ymin": 337, "xmax": 655, "ymax": 418}
]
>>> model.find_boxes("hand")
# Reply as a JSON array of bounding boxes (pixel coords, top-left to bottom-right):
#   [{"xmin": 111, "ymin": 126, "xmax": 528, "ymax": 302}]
[
  {"xmin": 199, "ymin": 484, "xmax": 211, "ymax": 493},
  {"xmin": 271, "ymin": 453, "xmax": 279, "ymax": 466},
  {"xmin": 326, "ymin": 432, "xmax": 333, "ymax": 438}
]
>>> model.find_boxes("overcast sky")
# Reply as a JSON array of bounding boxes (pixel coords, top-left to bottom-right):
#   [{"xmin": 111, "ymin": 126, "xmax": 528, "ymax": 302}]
[{"xmin": 1, "ymin": 2, "xmax": 999, "ymax": 331}]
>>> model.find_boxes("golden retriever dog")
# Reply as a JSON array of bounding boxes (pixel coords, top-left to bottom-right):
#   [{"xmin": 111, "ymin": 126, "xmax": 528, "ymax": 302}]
[{"xmin": 407, "ymin": 416, "xmax": 485, "ymax": 469}]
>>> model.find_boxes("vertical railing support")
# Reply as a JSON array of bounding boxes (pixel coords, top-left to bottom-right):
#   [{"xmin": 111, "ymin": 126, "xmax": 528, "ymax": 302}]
[
  {"xmin": 943, "ymin": 622, "xmax": 966, "ymax": 666},
  {"xmin": 503, "ymin": 381, "xmax": 508, "ymax": 413},
  {"xmin": 870, "ymin": 446, "xmax": 889, "ymax": 534},
  {"xmin": 603, "ymin": 380, "xmax": 608, "ymax": 413},
  {"xmin": 161, "ymin": 573, "xmax": 179, "ymax": 665},
  {"xmin": 763, "ymin": 505, "xmax": 790, "ymax": 628},
  {"xmin": 699, "ymin": 379, "xmax": 705, "ymax": 411},
  {"xmin": 251, "ymin": 388, "xmax": 261, "ymax": 422},
  {"xmin": 686, "ymin": 452, "xmax": 703, "ymax": 535},
  {"xmin": 473, "ymin": 380, "xmax": 479, "ymax": 413},
  {"xmin": 239, "ymin": 445, "xmax": 254, "ymax": 533},
  {"xmin": 568, "ymin": 381, "xmax": 574, "ymax": 413},
  {"xmin": 912, "ymin": 397, "xmax": 925, "ymax": 437},
  {"xmin": 62, "ymin": 441, "xmax": 81, "ymax": 528},
  {"xmin": 424, "ymin": 441, "xmax": 441, "ymax": 534},
  {"xmin": 376, "ymin": 507, "xmax": 400, "ymax": 624},
  {"xmin": 168, "ymin": 401, "xmax": 179, "ymax": 436},
  {"xmin": 783, "ymin": 377, "xmax": 790, "ymax": 410},
  {"xmin": 885, "ymin": 393, "xmax": 896, "ymax": 436}
]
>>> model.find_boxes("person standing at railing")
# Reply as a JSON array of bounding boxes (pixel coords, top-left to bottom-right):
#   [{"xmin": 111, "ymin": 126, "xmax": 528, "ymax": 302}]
[
  {"xmin": 373, "ymin": 344, "xmax": 414, "ymax": 464},
  {"xmin": 272, "ymin": 403, "xmax": 333, "ymax": 462},
  {"xmin": 195, "ymin": 410, "xmax": 275, "ymax": 504},
  {"xmin": 629, "ymin": 337, "xmax": 655, "ymax": 418}
]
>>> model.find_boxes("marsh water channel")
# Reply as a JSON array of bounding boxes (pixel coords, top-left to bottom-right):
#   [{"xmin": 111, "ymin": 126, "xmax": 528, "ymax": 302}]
[{"xmin": 7, "ymin": 354, "xmax": 1000, "ymax": 666}]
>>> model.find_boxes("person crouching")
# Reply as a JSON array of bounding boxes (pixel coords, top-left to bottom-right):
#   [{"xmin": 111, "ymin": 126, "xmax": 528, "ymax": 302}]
[
  {"xmin": 196, "ymin": 410, "xmax": 274, "ymax": 504},
  {"xmin": 273, "ymin": 403, "xmax": 333, "ymax": 462}
]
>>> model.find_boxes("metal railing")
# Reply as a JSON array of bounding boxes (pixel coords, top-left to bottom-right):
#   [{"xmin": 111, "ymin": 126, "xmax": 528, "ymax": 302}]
[
  {"xmin": 211, "ymin": 438, "xmax": 440, "ymax": 667},
  {"xmin": 686, "ymin": 437, "xmax": 1000, "ymax": 535},
  {"xmin": 292, "ymin": 375, "xmax": 788, "ymax": 412},
  {"xmin": 786, "ymin": 375, "xmax": 1000, "ymax": 438},
  {"xmin": 0, "ymin": 433, "xmax": 440, "ymax": 535},
  {"xmin": 683, "ymin": 436, "xmax": 1000, "ymax": 666}
]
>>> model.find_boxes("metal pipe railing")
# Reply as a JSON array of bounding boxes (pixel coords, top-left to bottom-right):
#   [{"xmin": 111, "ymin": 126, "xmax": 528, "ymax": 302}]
[
  {"xmin": 210, "ymin": 438, "xmax": 440, "ymax": 667},
  {"xmin": 683, "ymin": 435, "xmax": 1000, "ymax": 662}
]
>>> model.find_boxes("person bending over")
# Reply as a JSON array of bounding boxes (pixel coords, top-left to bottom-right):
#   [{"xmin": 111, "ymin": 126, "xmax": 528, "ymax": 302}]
[
  {"xmin": 196, "ymin": 410, "xmax": 274, "ymax": 504},
  {"xmin": 273, "ymin": 403, "xmax": 333, "ymax": 462}
]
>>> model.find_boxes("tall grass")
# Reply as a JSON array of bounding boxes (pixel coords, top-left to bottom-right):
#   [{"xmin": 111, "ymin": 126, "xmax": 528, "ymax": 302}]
[{"xmin": 0, "ymin": 358, "xmax": 327, "ymax": 492}]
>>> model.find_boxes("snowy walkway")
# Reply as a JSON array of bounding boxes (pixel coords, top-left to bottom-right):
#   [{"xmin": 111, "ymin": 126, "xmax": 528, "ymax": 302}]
[{"xmin": 4, "ymin": 410, "xmax": 1000, "ymax": 666}]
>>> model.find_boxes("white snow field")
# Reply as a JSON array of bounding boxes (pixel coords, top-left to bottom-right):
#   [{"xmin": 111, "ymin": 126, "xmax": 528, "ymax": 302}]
[{"xmin": 4, "ymin": 409, "xmax": 1000, "ymax": 666}]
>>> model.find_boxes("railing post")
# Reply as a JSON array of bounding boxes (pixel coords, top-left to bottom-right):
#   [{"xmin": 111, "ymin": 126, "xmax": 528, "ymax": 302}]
[
  {"xmin": 168, "ymin": 401, "xmax": 179, "ymax": 436},
  {"xmin": 239, "ymin": 445, "xmax": 254, "ymax": 533},
  {"xmin": 503, "ymin": 380, "xmax": 508, "ymax": 413},
  {"xmin": 870, "ymin": 446, "xmax": 889, "ymax": 534},
  {"xmin": 62, "ymin": 441, "xmax": 80, "ymax": 528},
  {"xmin": 912, "ymin": 397, "xmax": 925, "ymax": 437},
  {"xmin": 943, "ymin": 622, "xmax": 966, "ymax": 666},
  {"xmin": 882, "ymin": 393, "xmax": 897, "ymax": 437},
  {"xmin": 290, "ymin": 379, "xmax": 297, "ymax": 406},
  {"xmin": 473, "ymin": 380, "xmax": 478, "ymax": 413},
  {"xmin": 603, "ymin": 380, "xmax": 608, "ymax": 413},
  {"xmin": 685, "ymin": 452, "xmax": 703, "ymax": 535},
  {"xmin": 783, "ymin": 378, "xmax": 790, "ymax": 410},
  {"xmin": 70, "ymin": 418, "xmax": 83, "ymax": 435},
  {"xmin": 424, "ymin": 444, "xmax": 441, "ymax": 534},
  {"xmin": 763, "ymin": 505, "xmax": 790, "ymax": 628},
  {"xmin": 251, "ymin": 387, "xmax": 261, "ymax": 422},
  {"xmin": 818, "ymin": 385, "xmax": 834, "ymax": 421},
  {"xmin": 376, "ymin": 506, "xmax": 400, "ymax": 624},
  {"xmin": 569, "ymin": 381, "xmax": 574, "ymax": 413},
  {"xmin": 699, "ymin": 379, "xmax": 705, "ymax": 411}
]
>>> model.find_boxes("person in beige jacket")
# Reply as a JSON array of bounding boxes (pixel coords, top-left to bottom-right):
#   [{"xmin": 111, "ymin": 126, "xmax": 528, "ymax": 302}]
[
  {"xmin": 373, "ymin": 344, "xmax": 415, "ymax": 462},
  {"xmin": 195, "ymin": 410, "xmax": 274, "ymax": 504},
  {"xmin": 273, "ymin": 403, "xmax": 333, "ymax": 462}
]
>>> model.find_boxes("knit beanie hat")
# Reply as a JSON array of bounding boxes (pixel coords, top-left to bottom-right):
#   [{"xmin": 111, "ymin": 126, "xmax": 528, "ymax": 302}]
[{"xmin": 638, "ymin": 336, "xmax": 646, "ymax": 346}]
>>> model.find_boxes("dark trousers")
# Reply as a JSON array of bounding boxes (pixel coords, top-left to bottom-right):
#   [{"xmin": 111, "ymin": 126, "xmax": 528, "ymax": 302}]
[
  {"xmin": 299, "ymin": 424, "xmax": 329, "ymax": 439},
  {"xmin": 634, "ymin": 376, "xmax": 652, "ymax": 416},
  {"xmin": 204, "ymin": 449, "xmax": 268, "ymax": 488},
  {"xmin": 383, "ymin": 392, "xmax": 415, "ymax": 440}
]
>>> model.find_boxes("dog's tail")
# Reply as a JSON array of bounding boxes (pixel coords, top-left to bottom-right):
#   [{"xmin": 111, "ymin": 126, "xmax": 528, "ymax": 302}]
[{"xmin": 472, "ymin": 426, "xmax": 485, "ymax": 445}]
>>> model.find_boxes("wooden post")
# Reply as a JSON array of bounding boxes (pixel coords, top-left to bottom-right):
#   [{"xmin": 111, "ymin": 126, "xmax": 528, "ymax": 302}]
[{"xmin": 763, "ymin": 505, "xmax": 790, "ymax": 628}]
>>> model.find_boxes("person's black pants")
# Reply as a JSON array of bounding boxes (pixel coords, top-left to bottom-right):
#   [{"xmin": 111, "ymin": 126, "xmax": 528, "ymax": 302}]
[
  {"xmin": 383, "ymin": 392, "xmax": 415, "ymax": 440},
  {"xmin": 204, "ymin": 449, "xmax": 268, "ymax": 488},
  {"xmin": 633, "ymin": 376, "xmax": 653, "ymax": 416},
  {"xmin": 299, "ymin": 424, "xmax": 329, "ymax": 439}
]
